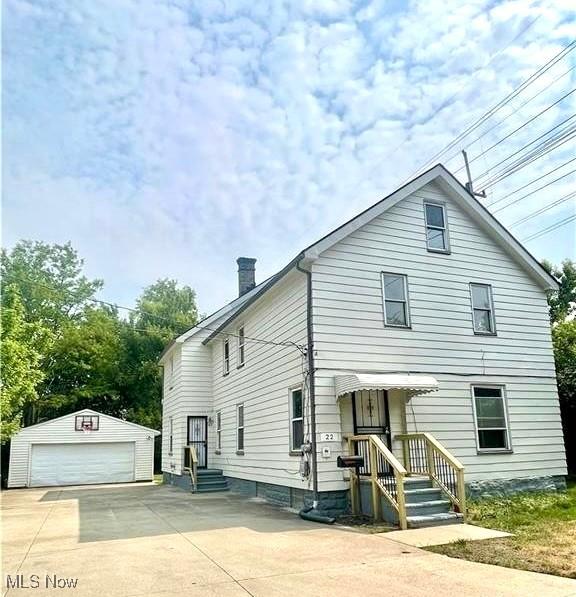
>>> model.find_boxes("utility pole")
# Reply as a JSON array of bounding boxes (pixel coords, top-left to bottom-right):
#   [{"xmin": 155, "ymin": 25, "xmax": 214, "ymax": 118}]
[{"xmin": 462, "ymin": 150, "xmax": 486, "ymax": 198}]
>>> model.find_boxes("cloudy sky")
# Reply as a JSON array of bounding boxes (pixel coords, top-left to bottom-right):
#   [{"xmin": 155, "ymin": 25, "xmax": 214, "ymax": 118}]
[{"xmin": 4, "ymin": 0, "xmax": 575, "ymax": 314}]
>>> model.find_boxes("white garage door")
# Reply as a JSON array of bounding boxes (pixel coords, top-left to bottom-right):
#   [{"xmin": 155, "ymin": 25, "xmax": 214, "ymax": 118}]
[{"xmin": 30, "ymin": 442, "xmax": 135, "ymax": 487}]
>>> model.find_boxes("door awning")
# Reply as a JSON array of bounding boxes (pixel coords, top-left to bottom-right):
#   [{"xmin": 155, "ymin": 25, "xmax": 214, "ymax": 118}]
[{"xmin": 335, "ymin": 374, "xmax": 439, "ymax": 399}]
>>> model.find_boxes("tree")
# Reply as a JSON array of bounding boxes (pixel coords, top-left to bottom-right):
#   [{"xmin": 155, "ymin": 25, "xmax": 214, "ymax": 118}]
[
  {"xmin": 552, "ymin": 320, "xmax": 576, "ymax": 473},
  {"xmin": 0, "ymin": 285, "xmax": 49, "ymax": 441},
  {"xmin": 542, "ymin": 260, "xmax": 576, "ymax": 324}
]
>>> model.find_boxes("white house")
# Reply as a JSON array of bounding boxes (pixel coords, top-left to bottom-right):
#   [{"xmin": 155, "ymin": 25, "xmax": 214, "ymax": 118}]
[
  {"xmin": 160, "ymin": 164, "xmax": 566, "ymax": 527},
  {"xmin": 8, "ymin": 409, "xmax": 160, "ymax": 488}
]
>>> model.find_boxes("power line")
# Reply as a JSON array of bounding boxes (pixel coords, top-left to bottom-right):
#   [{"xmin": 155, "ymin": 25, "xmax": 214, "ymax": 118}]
[
  {"xmin": 492, "ymin": 168, "xmax": 576, "ymax": 214},
  {"xmin": 521, "ymin": 213, "xmax": 576, "ymax": 242},
  {"xmin": 509, "ymin": 191, "xmax": 576, "ymax": 228},
  {"xmin": 486, "ymin": 156, "xmax": 576, "ymax": 207},
  {"xmin": 6, "ymin": 274, "xmax": 304, "ymax": 350},
  {"xmin": 408, "ymin": 38, "xmax": 576, "ymax": 180},
  {"xmin": 452, "ymin": 87, "xmax": 576, "ymax": 174}
]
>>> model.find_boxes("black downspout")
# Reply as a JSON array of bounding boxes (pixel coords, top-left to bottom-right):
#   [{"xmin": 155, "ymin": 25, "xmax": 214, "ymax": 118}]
[{"xmin": 296, "ymin": 261, "xmax": 320, "ymax": 509}]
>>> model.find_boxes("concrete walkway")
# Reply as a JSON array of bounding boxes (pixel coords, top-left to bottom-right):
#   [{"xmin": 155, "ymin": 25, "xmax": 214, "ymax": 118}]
[
  {"xmin": 385, "ymin": 522, "xmax": 512, "ymax": 547},
  {"xmin": 2, "ymin": 483, "xmax": 574, "ymax": 596}
]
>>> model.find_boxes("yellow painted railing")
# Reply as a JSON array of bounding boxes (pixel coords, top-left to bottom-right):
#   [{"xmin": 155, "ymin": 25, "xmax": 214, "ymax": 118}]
[
  {"xmin": 348, "ymin": 435, "xmax": 408, "ymax": 530},
  {"xmin": 396, "ymin": 433, "xmax": 466, "ymax": 519},
  {"xmin": 183, "ymin": 445, "xmax": 199, "ymax": 493}
]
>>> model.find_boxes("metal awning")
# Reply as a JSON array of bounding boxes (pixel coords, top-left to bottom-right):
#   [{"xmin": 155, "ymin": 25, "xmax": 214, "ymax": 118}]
[{"xmin": 335, "ymin": 374, "xmax": 439, "ymax": 399}]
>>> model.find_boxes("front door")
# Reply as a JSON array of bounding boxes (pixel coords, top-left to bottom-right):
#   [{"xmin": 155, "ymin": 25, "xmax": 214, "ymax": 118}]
[
  {"xmin": 187, "ymin": 416, "xmax": 208, "ymax": 468},
  {"xmin": 352, "ymin": 389, "xmax": 391, "ymax": 448}
]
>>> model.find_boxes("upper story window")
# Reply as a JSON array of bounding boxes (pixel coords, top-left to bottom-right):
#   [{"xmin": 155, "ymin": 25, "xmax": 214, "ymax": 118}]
[
  {"xmin": 424, "ymin": 202, "xmax": 450, "ymax": 253},
  {"xmin": 223, "ymin": 339, "xmax": 230, "ymax": 375},
  {"xmin": 472, "ymin": 386, "xmax": 510, "ymax": 452},
  {"xmin": 236, "ymin": 404, "xmax": 245, "ymax": 453},
  {"xmin": 470, "ymin": 283, "xmax": 496, "ymax": 335},
  {"xmin": 237, "ymin": 326, "xmax": 245, "ymax": 368},
  {"xmin": 290, "ymin": 387, "xmax": 304, "ymax": 453},
  {"xmin": 381, "ymin": 273, "xmax": 410, "ymax": 328}
]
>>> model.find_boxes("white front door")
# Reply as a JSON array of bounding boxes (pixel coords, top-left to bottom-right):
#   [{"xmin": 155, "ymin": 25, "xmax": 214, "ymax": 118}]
[{"xmin": 30, "ymin": 442, "xmax": 135, "ymax": 487}]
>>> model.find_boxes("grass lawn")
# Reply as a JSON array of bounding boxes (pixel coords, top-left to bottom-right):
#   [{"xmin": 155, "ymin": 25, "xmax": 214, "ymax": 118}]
[{"xmin": 428, "ymin": 480, "xmax": 576, "ymax": 578}]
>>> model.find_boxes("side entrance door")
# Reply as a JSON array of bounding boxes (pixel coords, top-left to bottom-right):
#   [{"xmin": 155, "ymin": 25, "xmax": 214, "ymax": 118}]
[{"xmin": 187, "ymin": 416, "xmax": 208, "ymax": 468}]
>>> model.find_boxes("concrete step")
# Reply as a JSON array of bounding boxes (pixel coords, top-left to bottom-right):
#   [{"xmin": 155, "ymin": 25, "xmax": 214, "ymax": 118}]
[
  {"xmin": 406, "ymin": 499, "xmax": 452, "ymax": 517},
  {"xmin": 403, "ymin": 477, "xmax": 434, "ymax": 490},
  {"xmin": 197, "ymin": 469, "xmax": 224, "ymax": 477},
  {"xmin": 404, "ymin": 487, "xmax": 444, "ymax": 503},
  {"xmin": 196, "ymin": 486, "xmax": 229, "ymax": 493},
  {"xmin": 197, "ymin": 479, "xmax": 228, "ymax": 489},
  {"xmin": 407, "ymin": 511, "xmax": 464, "ymax": 529}
]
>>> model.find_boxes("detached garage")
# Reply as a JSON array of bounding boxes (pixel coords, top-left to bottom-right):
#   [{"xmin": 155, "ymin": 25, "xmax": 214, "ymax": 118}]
[{"xmin": 8, "ymin": 409, "xmax": 160, "ymax": 488}]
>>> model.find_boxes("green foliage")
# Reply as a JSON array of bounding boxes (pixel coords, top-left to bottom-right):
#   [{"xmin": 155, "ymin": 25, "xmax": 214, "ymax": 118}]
[
  {"xmin": 1, "ymin": 241, "xmax": 198, "ymax": 438},
  {"xmin": 542, "ymin": 259, "xmax": 576, "ymax": 323},
  {"xmin": 0, "ymin": 285, "xmax": 50, "ymax": 441}
]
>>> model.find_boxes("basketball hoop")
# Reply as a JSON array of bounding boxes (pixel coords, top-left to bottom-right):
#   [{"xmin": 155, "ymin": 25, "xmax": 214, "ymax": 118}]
[{"xmin": 81, "ymin": 421, "xmax": 93, "ymax": 434}]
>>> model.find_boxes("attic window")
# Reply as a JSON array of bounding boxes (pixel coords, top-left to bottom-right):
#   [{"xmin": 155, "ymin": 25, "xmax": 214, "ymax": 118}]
[
  {"xmin": 75, "ymin": 415, "xmax": 99, "ymax": 431},
  {"xmin": 424, "ymin": 202, "xmax": 450, "ymax": 253}
]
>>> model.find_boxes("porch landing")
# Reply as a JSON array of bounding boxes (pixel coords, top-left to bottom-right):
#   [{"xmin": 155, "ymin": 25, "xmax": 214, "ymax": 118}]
[{"xmin": 385, "ymin": 523, "xmax": 512, "ymax": 548}]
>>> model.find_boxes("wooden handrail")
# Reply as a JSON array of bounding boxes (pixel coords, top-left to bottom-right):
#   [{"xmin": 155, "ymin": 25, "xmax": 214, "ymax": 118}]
[
  {"xmin": 395, "ymin": 433, "xmax": 466, "ymax": 519},
  {"xmin": 348, "ymin": 434, "xmax": 408, "ymax": 529},
  {"xmin": 183, "ymin": 445, "xmax": 198, "ymax": 493}
]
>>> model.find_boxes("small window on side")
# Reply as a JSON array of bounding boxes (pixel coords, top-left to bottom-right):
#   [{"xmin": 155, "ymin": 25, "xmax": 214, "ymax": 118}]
[
  {"xmin": 236, "ymin": 404, "xmax": 244, "ymax": 453},
  {"xmin": 169, "ymin": 417, "xmax": 174, "ymax": 455},
  {"xmin": 470, "ymin": 283, "xmax": 496, "ymax": 335},
  {"xmin": 223, "ymin": 339, "xmax": 230, "ymax": 375},
  {"xmin": 216, "ymin": 411, "xmax": 222, "ymax": 451},
  {"xmin": 290, "ymin": 388, "xmax": 304, "ymax": 452},
  {"xmin": 381, "ymin": 273, "xmax": 410, "ymax": 328},
  {"xmin": 237, "ymin": 326, "xmax": 245, "ymax": 367},
  {"xmin": 472, "ymin": 386, "xmax": 510, "ymax": 451},
  {"xmin": 424, "ymin": 202, "xmax": 449, "ymax": 252}
]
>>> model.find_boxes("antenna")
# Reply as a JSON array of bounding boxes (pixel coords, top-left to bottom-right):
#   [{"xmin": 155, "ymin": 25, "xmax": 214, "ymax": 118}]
[{"xmin": 462, "ymin": 150, "xmax": 487, "ymax": 198}]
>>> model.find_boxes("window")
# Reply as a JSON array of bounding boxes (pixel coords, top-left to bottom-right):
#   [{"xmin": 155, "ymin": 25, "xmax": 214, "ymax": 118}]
[
  {"xmin": 470, "ymin": 283, "xmax": 496, "ymax": 334},
  {"xmin": 381, "ymin": 273, "xmax": 410, "ymax": 327},
  {"xmin": 236, "ymin": 404, "xmax": 244, "ymax": 452},
  {"xmin": 169, "ymin": 417, "xmax": 173, "ymax": 455},
  {"xmin": 75, "ymin": 415, "xmax": 99, "ymax": 431},
  {"xmin": 216, "ymin": 411, "xmax": 222, "ymax": 451},
  {"xmin": 472, "ymin": 386, "xmax": 510, "ymax": 451},
  {"xmin": 424, "ymin": 202, "xmax": 449, "ymax": 252},
  {"xmin": 223, "ymin": 339, "xmax": 230, "ymax": 375},
  {"xmin": 290, "ymin": 388, "xmax": 304, "ymax": 452},
  {"xmin": 237, "ymin": 326, "xmax": 245, "ymax": 367}
]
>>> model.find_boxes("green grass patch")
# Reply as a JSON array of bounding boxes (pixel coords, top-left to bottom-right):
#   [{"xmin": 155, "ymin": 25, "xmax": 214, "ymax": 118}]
[{"xmin": 428, "ymin": 479, "xmax": 576, "ymax": 578}]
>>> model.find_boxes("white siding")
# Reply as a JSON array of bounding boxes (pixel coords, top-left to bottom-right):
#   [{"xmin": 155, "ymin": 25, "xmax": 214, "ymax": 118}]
[
  {"xmin": 312, "ymin": 181, "xmax": 566, "ymax": 486},
  {"xmin": 8, "ymin": 411, "xmax": 156, "ymax": 488},
  {"xmin": 210, "ymin": 269, "xmax": 310, "ymax": 489}
]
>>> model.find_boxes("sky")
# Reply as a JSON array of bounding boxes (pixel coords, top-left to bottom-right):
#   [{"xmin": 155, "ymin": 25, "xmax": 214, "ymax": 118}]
[{"xmin": 4, "ymin": 0, "xmax": 576, "ymax": 315}]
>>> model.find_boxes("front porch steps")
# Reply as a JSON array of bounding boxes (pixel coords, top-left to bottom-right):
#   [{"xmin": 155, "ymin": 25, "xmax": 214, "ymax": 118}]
[
  {"xmin": 196, "ymin": 469, "xmax": 229, "ymax": 493},
  {"xmin": 403, "ymin": 477, "xmax": 463, "ymax": 529}
]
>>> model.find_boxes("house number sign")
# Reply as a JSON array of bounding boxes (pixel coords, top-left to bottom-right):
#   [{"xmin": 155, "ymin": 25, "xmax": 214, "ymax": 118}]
[{"xmin": 321, "ymin": 432, "xmax": 340, "ymax": 442}]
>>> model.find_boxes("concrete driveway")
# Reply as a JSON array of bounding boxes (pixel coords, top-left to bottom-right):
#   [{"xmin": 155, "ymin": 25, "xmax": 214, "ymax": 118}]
[{"xmin": 2, "ymin": 483, "xmax": 574, "ymax": 597}]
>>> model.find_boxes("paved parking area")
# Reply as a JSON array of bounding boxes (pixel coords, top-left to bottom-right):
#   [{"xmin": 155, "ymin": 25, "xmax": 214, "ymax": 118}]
[{"xmin": 2, "ymin": 483, "xmax": 575, "ymax": 596}]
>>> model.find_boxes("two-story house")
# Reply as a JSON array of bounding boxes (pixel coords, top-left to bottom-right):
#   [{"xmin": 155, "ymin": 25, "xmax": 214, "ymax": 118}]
[{"xmin": 160, "ymin": 164, "xmax": 567, "ymax": 528}]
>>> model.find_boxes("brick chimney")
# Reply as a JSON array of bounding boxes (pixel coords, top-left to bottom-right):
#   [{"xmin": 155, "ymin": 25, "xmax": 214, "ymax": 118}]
[{"xmin": 237, "ymin": 257, "xmax": 256, "ymax": 297}]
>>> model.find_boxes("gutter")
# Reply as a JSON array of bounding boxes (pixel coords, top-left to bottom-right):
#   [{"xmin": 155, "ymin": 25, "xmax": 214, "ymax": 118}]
[{"xmin": 296, "ymin": 259, "xmax": 320, "ymax": 510}]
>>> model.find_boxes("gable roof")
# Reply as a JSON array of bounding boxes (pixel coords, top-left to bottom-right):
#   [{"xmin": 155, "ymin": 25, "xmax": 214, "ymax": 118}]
[
  {"xmin": 16, "ymin": 409, "xmax": 160, "ymax": 435},
  {"xmin": 202, "ymin": 164, "xmax": 558, "ymax": 344}
]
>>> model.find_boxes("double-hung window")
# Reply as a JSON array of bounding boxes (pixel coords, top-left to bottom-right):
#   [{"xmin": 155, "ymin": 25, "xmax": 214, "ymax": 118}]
[
  {"xmin": 223, "ymin": 339, "xmax": 230, "ymax": 375},
  {"xmin": 470, "ymin": 283, "xmax": 496, "ymax": 334},
  {"xmin": 381, "ymin": 273, "xmax": 410, "ymax": 327},
  {"xmin": 290, "ymin": 388, "xmax": 304, "ymax": 452},
  {"xmin": 236, "ymin": 404, "xmax": 244, "ymax": 453},
  {"xmin": 237, "ymin": 326, "xmax": 245, "ymax": 367},
  {"xmin": 169, "ymin": 417, "xmax": 173, "ymax": 455},
  {"xmin": 424, "ymin": 202, "xmax": 449, "ymax": 252},
  {"xmin": 472, "ymin": 386, "xmax": 510, "ymax": 451},
  {"xmin": 216, "ymin": 411, "xmax": 222, "ymax": 451}
]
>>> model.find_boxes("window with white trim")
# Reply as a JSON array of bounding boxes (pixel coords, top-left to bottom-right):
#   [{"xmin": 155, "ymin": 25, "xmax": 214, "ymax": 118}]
[
  {"xmin": 236, "ymin": 404, "xmax": 244, "ymax": 452},
  {"xmin": 470, "ymin": 283, "xmax": 496, "ymax": 334},
  {"xmin": 169, "ymin": 416, "xmax": 173, "ymax": 455},
  {"xmin": 290, "ymin": 388, "xmax": 304, "ymax": 452},
  {"xmin": 237, "ymin": 326, "xmax": 245, "ymax": 367},
  {"xmin": 472, "ymin": 386, "xmax": 510, "ymax": 451},
  {"xmin": 223, "ymin": 339, "xmax": 230, "ymax": 375},
  {"xmin": 424, "ymin": 202, "xmax": 449, "ymax": 252},
  {"xmin": 381, "ymin": 273, "xmax": 410, "ymax": 327},
  {"xmin": 216, "ymin": 411, "xmax": 222, "ymax": 451}
]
